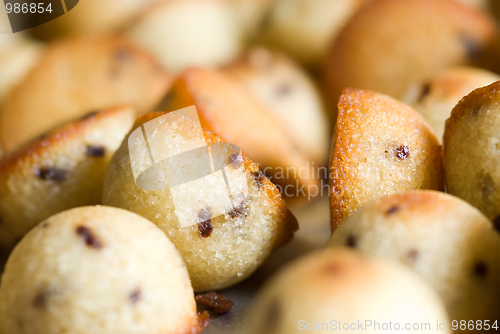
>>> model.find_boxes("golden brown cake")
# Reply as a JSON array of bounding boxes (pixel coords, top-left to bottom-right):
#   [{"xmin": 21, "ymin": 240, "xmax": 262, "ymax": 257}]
[
  {"xmin": 410, "ymin": 66, "xmax": 499, "ymax": 142},
  {"xmin": 224, "ymin": 47, "xmax": 330, "ymax": 165},
  {"xmin": 0, "ymin": 106, "xmax": 135, "ymax": 252},
  {"xmin": 328, "ymin": 190, "xmax": 500, "ymax": 328},
  {"xmin": 325, "ymin": 0, "xmax": 498, "ymax": 114},
  {"xmin": 0, "ymin": 206, "xmax": 207, "ymax": 334},
  {"xmin": 444, "ymin": 80, "xmax": 500, "ymax": 222},
  {"xmin": 244, "ymin": 249, "xmax": 450, "ymax": 334},
  {"xmin": 329, "ymin": 88, "xmax": 443, "ymax": 230},
  {"xmin": 259, "ymin": 0, "xmax": 371, "ymax": 67},
  {"xmin": 102, "ymin": 111, "xmax": 298, "ymax": 291},
  {"xmin": 0, "ymin": 36, "xmax": 170, "ymax": 153},
  {"xmin": 159, "ymin": 67, "xmax": 318, "ymax": 191},
  {"xmin": 126, "ymin": 0, "xmax": 242, "ymax": 73}
]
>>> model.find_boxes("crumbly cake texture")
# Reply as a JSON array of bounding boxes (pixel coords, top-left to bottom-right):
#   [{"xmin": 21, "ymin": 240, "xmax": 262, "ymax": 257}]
[
  {"xmin": 325, "ymin": 0, "xmax": 498, "ymax": 112},
  {"xmin": 0, "ymin": 106, "xmax": 135, "ymax": 252},
  {"xmin": 0, "ymin": 35, "xmax": 170, "ymax": 153},
  {"xmin": 329, "ymin": 88, "xmax": 443, "ymax": 230},
  {"xmin": 0, "ymin": 206, "xmax": 207, "ymax": 334},
  {"xmin": 102, "ymin": 112, "xmax": 298, "ymax": 292},
  {"xmin": 244, "ymin": 249, "xmax": 450, "ymax": 334},
  {"xmin": 444, "ymin": 80, "xmax": 500, "ymax": 222},
  {"xmin": 328, "ymin": 190, "xmax": 500, "ymax": 326},
  {"xmin": 410, "ymin": 67, "xmax": 500, "ymax": 142}
]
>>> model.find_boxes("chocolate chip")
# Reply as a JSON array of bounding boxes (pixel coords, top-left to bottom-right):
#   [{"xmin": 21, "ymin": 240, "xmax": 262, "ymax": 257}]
[
  {"xmin": 276, "ymin": 83, "xmax": 292, "ymax": 96},
  {"xmin": 473, "ymin": 261, "xmax": 488, "ymax": 278},
  {"xmin": 198, "ymin": 220, "xmax": 213, "ymax": 238},
  {"xmin": 86, "ymin": 145, "xmax": 106, "ymax": 157},
  {"xmin": 40, "ymin": 222, "xmax": 50, "ymax": 229},
  {"xmin": 394, "ymin": 145, "xmax": 410, "ymax": 160},
  {"xmin": 228, "ymin": 194, "xmax": 248, "ymax": 219},
  {"xmin": 346, "ymin": 234, "xmax": 357, "ymax": 248},
  {"xmin": 407, "ymin": 249, "xmax": 419, "ymax": 262},
  {"xmin": 418, "ymin": 82, "xmax": 431, "ymax": 103},
  {"xmin": 81, "ymin": 111, "xmax": 98, "ymax": 120},
  {"xmin": 252, "ymin": 171, "xmax": 265, "ymax": 190},
  {"xmin": 33, "ymin": 291, "xmax": 48, "ymax": 309},
  {"xmin": 195, "ymin": 291, "xmax": 233, "ymax": 314},
  {"xmin": 461, "ymin": 35, "xmax": 480, "ymax": 60},
  {"xmin": 198, "ymin": 208, "xmax": 213, "ymax": 238},
  {"xmin": 114, "ymin": 48, "xmax": 133, "ymax": 62},
  {"xmin": 76, "ymin": 226, "xmax": 103, "ymax": 249},
  {"xmin": 471, "ymin": 105, "xmax": 481, "ymax": 116},
  {"xmin": 386, "ymin": 206, "xmax": 399, "ymax": 215},
  {"xmin": 481, "ymin": 173, "xmax": 495, "ymax": 197},
  {"xmin": 228, "ymin": 205, "xmax": 245, "ymax": 219},
  {"xmin": 129, "ymin": 288, "xmax": 142, "ymax": 304},
  {"xmin": 228, "ymin": 153, "xmax": 243, "ymax": 169},
  {"xmin": 35, "ymin": 167, "xmax": 67, "ymax": 182},
  {"xmin": 493, "ymin": 216, "xmax": 500, "ymax": 233}
]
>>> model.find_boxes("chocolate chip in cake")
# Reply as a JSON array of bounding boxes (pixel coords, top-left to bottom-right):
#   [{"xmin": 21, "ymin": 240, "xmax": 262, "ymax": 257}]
[
  {"xmin": 418, "ymin": 82, "xmax": 431, "ymax": 103},
  {"xmin": 276, "ymin": 83, "xmax": 292, "ymax": 97},
  {"xmin": 461, "ymin": 34, "xmax": 480, "ymax": 60},
  {"xmin": 81, "ymin": 110, "xmax": 99, "ymax": 120},
  {"xmin": 198, "ymin": 208, "xmax": 213, "ymax": 238},
  {"xmin": 228, "ymin": 194, "xmax": 249, "ymax": 219},
  {"xmin": 481, "ymin": 173, "xmax": 495, "ymax": 197},
  {"xmin": 252, "ymin": 171, "xmax": 265, "ymax": 190},
  {"xmin": 407, "ymin": 249, "xmax": 419, "ymax": 262},
  {"xmin": 76, "ymin": 226, "xmax": 103, "ymax": 249},
  {"xmin": 86, "ymin": 145, "xmax": 106, "ymax": 157},
  {"xmin": 394, "ymin": 145, "xmax": 410, "ymax": 160},
  {"xmin": 33, "ymin": 290, "xmax": 49, "ymax": 309},
  {"xmin": 195, "ymin": 291, "xmax": 233, "ymax": 314},
  {"xmin": 114, "ymin": 48, "xmax": 133, "ymax": 62},
  {"xmin": 346, "ymin": 234, "xmax": 357, "ymax": 248},
  {"xmin": 386, "ymin": 206, "xmax": 399, "ymax": 215},
  {"xmin": 129, "ymin": 288, "xmax": 142, "ymax": 304},
  {"xmin": 35, "ymin": 167, "xmax": 67, "ymax": 182},
  {"xmin": 471, "ymin": 105, "xmax": 481, "ymax": 116},
  {"xmin": 473, "ymin": 261, "xmax": 488, "ymax": 278},
  {"xmin": 228, "ymin": 152, "xmax": 243, "ymax": 169}
]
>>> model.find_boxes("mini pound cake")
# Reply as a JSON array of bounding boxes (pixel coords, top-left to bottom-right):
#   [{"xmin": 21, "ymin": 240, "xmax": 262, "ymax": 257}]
[
  {"xmin": 0, "ymin": 206, "xmax": 207, "ymax": 334},
  {"xmin": 0, "ymin": 36, "xmax": 170, "ymax": 153},
  {"xmin": 325, "ymin": 0, "xmax": 498, "ymax": 113},
  {"xmin": 244, "ymin": 249, "xmax": 450, "ymax": 334},
  {"xmin": 103, "ymin": 111, "xmax": 299, "ymax": 291},
  {"xmin": 410, "ymin": 66, "xmax": 500, "ymax": 142},
  {"xmin": 329, "ymin": 89, "xmax": 443, "ymax": 230},
  {"xmin": 0, "ymin": 106, "xmax": 135, "ymax": 252},
  {"xmin": 159, "ymin": 67, "xmax": 318, "ymax": 190},
  {"xmin": 259, "ymin": 0, "xmax": 371, "ymax": 67},
  {"xmin": 126, "ymin": 0, "xmax": 242, "ymax": 73},
  {"xmin": 224, "ymin": 47, "xmax": 330, "ymax": 165},
  {"xmin": 328, "ymin": 191, "xmax": 500, "ymax": 328},
  {"xmin": 444, "ymin": 80, "xmax": 500, "ymax": 222}
]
